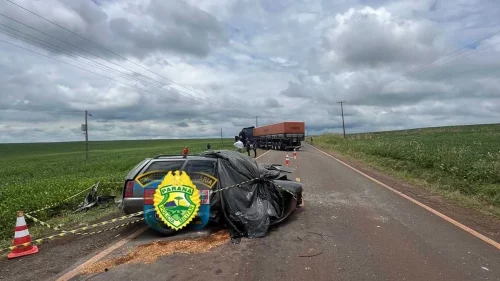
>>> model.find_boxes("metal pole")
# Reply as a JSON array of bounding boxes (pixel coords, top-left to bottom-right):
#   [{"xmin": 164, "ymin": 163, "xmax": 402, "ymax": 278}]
[
  {"xmin": 337, "ymin": 101, "xmax": 346, "ymax": 138},
  {"xmin": 85, "ymin": 110, "xmax": 88, "ymax": 160},
  {"xmin": 221, "ymin": 127, "xmax": 223, "ymax": 144},
  {"xmin": 254, "ymin": 116, "xmax": 259, "ymax": 127}
]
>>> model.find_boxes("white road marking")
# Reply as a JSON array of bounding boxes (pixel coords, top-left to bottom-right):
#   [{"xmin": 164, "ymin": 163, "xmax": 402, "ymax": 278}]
[
  {"xmin": 56, "ymin": 226, "xmax": 148, "ymax": 281},
  {"xmin": 256, "ymin": 149, "xmax": 271, "ymax": 160}
]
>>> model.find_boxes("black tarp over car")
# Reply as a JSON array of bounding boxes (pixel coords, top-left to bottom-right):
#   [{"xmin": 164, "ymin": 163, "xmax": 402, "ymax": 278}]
[{"xmin": 201, "ymin": 150, "xmax": 287, "ymax": 239}]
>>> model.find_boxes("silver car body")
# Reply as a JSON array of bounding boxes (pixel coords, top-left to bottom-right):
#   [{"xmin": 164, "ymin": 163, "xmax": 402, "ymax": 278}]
[{"xmin": 120, "ymin": 155, "xmax": 218, "ymax": 215}]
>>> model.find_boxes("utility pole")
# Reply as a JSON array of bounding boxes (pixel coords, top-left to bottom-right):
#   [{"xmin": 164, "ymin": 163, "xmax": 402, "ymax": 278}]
[
  {"xmin": 254, "ymin": 116, "xmax": 259, "ymax": 127},
  {"xmin": 220, "ymin": 127, "xmax": 223, "ymax": 144},
  {"xmin": 84, "ymin": 110, "xmax": 89, "ymax": 160},
  {"xmin": 82, "ymin": 110, "xmax": 92, "ymax": 160},
  {"xmin": 337, "ymin": 101, "xmax": 346, "ymax": 138}
]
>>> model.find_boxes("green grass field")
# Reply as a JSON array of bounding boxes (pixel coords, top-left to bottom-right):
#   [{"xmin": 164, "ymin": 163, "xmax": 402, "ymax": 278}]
[
  {"xmin": 0, "ymin": 138, "xmax": 236, "ymax": 244},
  {"xmin": 310, "ymin": 124, "xmax": 500, "ymax": 217}
]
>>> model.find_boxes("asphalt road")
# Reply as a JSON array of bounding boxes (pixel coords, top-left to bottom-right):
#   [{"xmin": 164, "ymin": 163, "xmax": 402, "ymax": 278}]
[{"xmin": 57, "ymin": 144, "xmax": 498, "ymax": 281}]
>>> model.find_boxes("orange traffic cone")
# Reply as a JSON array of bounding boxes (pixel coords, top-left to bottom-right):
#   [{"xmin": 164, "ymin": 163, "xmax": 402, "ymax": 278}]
[
  {"xmin": 293, "ymin": 149, "xmax": 297, "ymax": 159},
  {"xmin": 8, "ymin": 211, "xmax": 39, "ymax": 259},
  {"xmin": 285, "ymin": 153, "xmax": 290, "ymax": 166}
]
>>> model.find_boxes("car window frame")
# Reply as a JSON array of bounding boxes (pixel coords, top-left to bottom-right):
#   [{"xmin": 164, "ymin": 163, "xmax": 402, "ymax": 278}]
[
  {"xmin": 134, "ymin": 158, "xmax": 220, "ymax": 189},
  {"xmin": 181, "ymin": 159, "xmax": 218, "ymax": 177},
  {"xmin": 139, "ymin": 159, "xmax": 187, "ymax": 175}
]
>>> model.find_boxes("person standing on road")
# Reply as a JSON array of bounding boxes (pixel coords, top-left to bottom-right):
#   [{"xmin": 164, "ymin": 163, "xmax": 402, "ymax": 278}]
[
  {"xmin": 183, "ymin": 146, "xmax": 189, "ymax": 157},
  {"xmin": 245, "ymin": 140, "xmax": 251, "ymax": 156},
  {"xmin": 234, "ymin": 139, "xmax": 244, "ymax": 153},
  {"xmin": 311, "ymin": 137, "xmax": 313, "ymax": 144},
  {"xmin": 207, "ymin": 143, "xmax": 211, "ymax": 150},
  {"xmin": 252, "ymin": 139, "xmax": 258, "ymax": 158}
]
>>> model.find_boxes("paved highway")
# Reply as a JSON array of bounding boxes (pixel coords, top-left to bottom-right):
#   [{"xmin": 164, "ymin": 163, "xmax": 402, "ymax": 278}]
[{"xmin": 59, "ymin": 144, "xmax": 499, "ymax": 281}]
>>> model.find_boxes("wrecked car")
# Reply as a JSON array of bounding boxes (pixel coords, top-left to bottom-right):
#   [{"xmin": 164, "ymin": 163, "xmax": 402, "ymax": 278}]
[{"xmin": 120, "ymin": 150, "xmax": 303, "ymax": 239}]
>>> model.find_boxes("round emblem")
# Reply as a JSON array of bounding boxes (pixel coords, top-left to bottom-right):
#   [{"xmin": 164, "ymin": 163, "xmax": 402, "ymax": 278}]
[{"xmin": 153, "ymin": 170, "xmax": 201, "ymax": 230}]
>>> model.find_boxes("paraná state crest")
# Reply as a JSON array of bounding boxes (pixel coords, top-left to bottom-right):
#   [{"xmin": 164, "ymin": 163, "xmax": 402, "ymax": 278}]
[{"xmin": 153, "ymin": 170, "xmax": 201, "ymax": 230}]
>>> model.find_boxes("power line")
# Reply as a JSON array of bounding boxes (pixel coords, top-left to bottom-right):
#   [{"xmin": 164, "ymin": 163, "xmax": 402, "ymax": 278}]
[
  {"xmin": 0, "ymin": 38, "xmax": 191, "ymax": 105},
  {"xmin": 0, "ymin": 14, "xmax": 232, "ymax": 111},
  {"xmin": 0, "ymin": 35, "xmax": 191, "ymax": 106},
  {"xmin": 387, "ymin": 39, "xmax": 500, "ymax": 90},
  {"xmin": 388, "ymin": 30, "xmax": 500, "ymax": 86},
  {"xmin": 0, "ymin": 27, "xmax": 135, "ymax": 79},
  {"xmin": 3, "ymin": 0, "xmax": 251, "ymax": 115},
  {"xmin": 0, "ymin": 108, "xmax": 84, "ymax": 113},
  {"xmin": 1, "ymin": 2, "xmax": 295, "ymax": 120},
  {"xmin": 0, "ymin": 29, "xmax": 256, "ymax": 120},
  {"xmin": 0, "ymin": 26, "xmax": 228, "ymax": 109},
  {"xmin": 6, "ymin": 0, "xmax": 500, "ymax": 123}
]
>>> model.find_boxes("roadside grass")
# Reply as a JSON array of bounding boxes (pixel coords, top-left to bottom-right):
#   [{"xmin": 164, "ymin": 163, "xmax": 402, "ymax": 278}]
[
  {"xmin": 0, "ymin": 138, "xmax": 236, "ymax": 245},
  {"xmin": 309, "ymin": 124, "xmax": 500, "ymax": 218},
  {"xmin": 0, "ymin": 206, "xmax": 121, "ymax": 251}
]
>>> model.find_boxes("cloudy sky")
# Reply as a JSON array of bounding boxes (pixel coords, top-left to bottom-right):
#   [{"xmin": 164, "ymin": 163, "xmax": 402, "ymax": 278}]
[{"xmin": 1, "ymin": 0, "xmax": 499, "ymax": 143}]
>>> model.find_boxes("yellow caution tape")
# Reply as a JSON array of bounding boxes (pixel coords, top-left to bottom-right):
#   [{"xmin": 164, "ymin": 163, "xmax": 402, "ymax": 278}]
[
  {"xmin": 24, "ymin": 213, "xmax": 62, "ymax": 231},
  {"xmin": 0, "ymin": 210, "xmax": 145, "ymax": 253},
  {"xmin": 75, "ymin": 218, "xmax": 144, "ymax": 236},
  {"xmin": 26, "ymin": 183, "xmax": 97, "ymax": 215}
]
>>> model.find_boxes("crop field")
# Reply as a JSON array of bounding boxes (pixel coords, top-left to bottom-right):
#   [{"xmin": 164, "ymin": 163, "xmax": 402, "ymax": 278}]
[
  {"xmin": 0, "ymin": 138, "xmax": 236, "ymax": 243},
  {"xmin": 311, "ymin": 124, "xmax": 500, "ymax": 216}
]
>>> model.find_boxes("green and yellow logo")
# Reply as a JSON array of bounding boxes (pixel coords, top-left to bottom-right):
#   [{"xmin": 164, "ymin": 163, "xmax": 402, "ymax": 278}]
[{"xmin": 153, "ymin": 170, "xmax": 200, "ymax": 230}]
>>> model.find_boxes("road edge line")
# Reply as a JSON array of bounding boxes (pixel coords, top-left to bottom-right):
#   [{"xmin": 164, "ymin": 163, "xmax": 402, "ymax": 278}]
[
  {"xmin": 256, "ymin": 149, "xmax": 271, "ymax": 160},
  {"xmin": 55, "ymin": 226, "xmax": 148, "ymax": 281},
  {"xmin": 309, "ymin": 143, "xmax": 500, "ymax": 251}
]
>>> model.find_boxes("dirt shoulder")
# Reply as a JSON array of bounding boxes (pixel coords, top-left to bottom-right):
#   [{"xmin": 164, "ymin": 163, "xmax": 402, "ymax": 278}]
[
  {"xmin": 308, "ymin": 143, "xmax": 500, "ymax": 244},
  {"xmin": 0, "ymin": 209, "xmax": 143, "ymax": 281}
]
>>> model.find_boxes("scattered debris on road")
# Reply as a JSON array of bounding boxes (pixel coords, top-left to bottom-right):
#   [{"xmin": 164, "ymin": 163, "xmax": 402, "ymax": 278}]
[
  {"xmin": 298, "ymin": 252, "xmax": 323, "ymax": 258},
  {"xmin": 306, "ymin": 231, "xmax": 331, "ymax": 240}
]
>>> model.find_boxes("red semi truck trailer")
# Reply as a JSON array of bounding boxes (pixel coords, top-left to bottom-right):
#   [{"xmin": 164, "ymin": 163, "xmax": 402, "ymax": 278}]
[{"xmin": 236, "ymin": 122, "xmax": 305, "ymax": 151}]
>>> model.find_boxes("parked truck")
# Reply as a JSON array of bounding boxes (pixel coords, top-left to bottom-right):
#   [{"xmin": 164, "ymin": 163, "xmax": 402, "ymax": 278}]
[{"xmin": 235, "ymin": 122, "xmax": 305, "ymax": 151}]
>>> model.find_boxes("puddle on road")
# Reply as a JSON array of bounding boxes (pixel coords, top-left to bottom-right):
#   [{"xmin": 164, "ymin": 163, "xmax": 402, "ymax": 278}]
[{"xmin": 82, "ymin": 230, "xmax": 230, "ymax": 274}]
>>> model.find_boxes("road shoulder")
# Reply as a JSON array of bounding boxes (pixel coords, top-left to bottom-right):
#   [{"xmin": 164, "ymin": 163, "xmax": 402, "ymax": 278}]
[{"xmin": 306, "ymin": 142, "xmax": 500, "ymax": 245}]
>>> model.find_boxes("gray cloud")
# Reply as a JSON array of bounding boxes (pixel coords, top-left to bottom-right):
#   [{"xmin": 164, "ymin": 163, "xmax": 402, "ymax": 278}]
[
  {"xmin": 0, "ymin": 0, "xmax": 227, "ymax": 60},
  {"xmin": 1, "ymin": 0, "xmax": 500, "ymax": 142},
  {"xmin": 176, "ymin": 122, "xmax": 189, "ymax": 128},
  {"xmin": 264, "ymin": 98, "xmax": 283, "ymax": 108},
  {"xmin": 320, "ymin": 6, "xmax": 443, "ymax": 70}
]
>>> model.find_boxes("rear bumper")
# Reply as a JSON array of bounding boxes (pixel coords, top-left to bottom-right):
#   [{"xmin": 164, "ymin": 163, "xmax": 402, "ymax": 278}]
[{"xmin": 122, "ymin": 197, "xmax": 144, "ymax": 215}]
